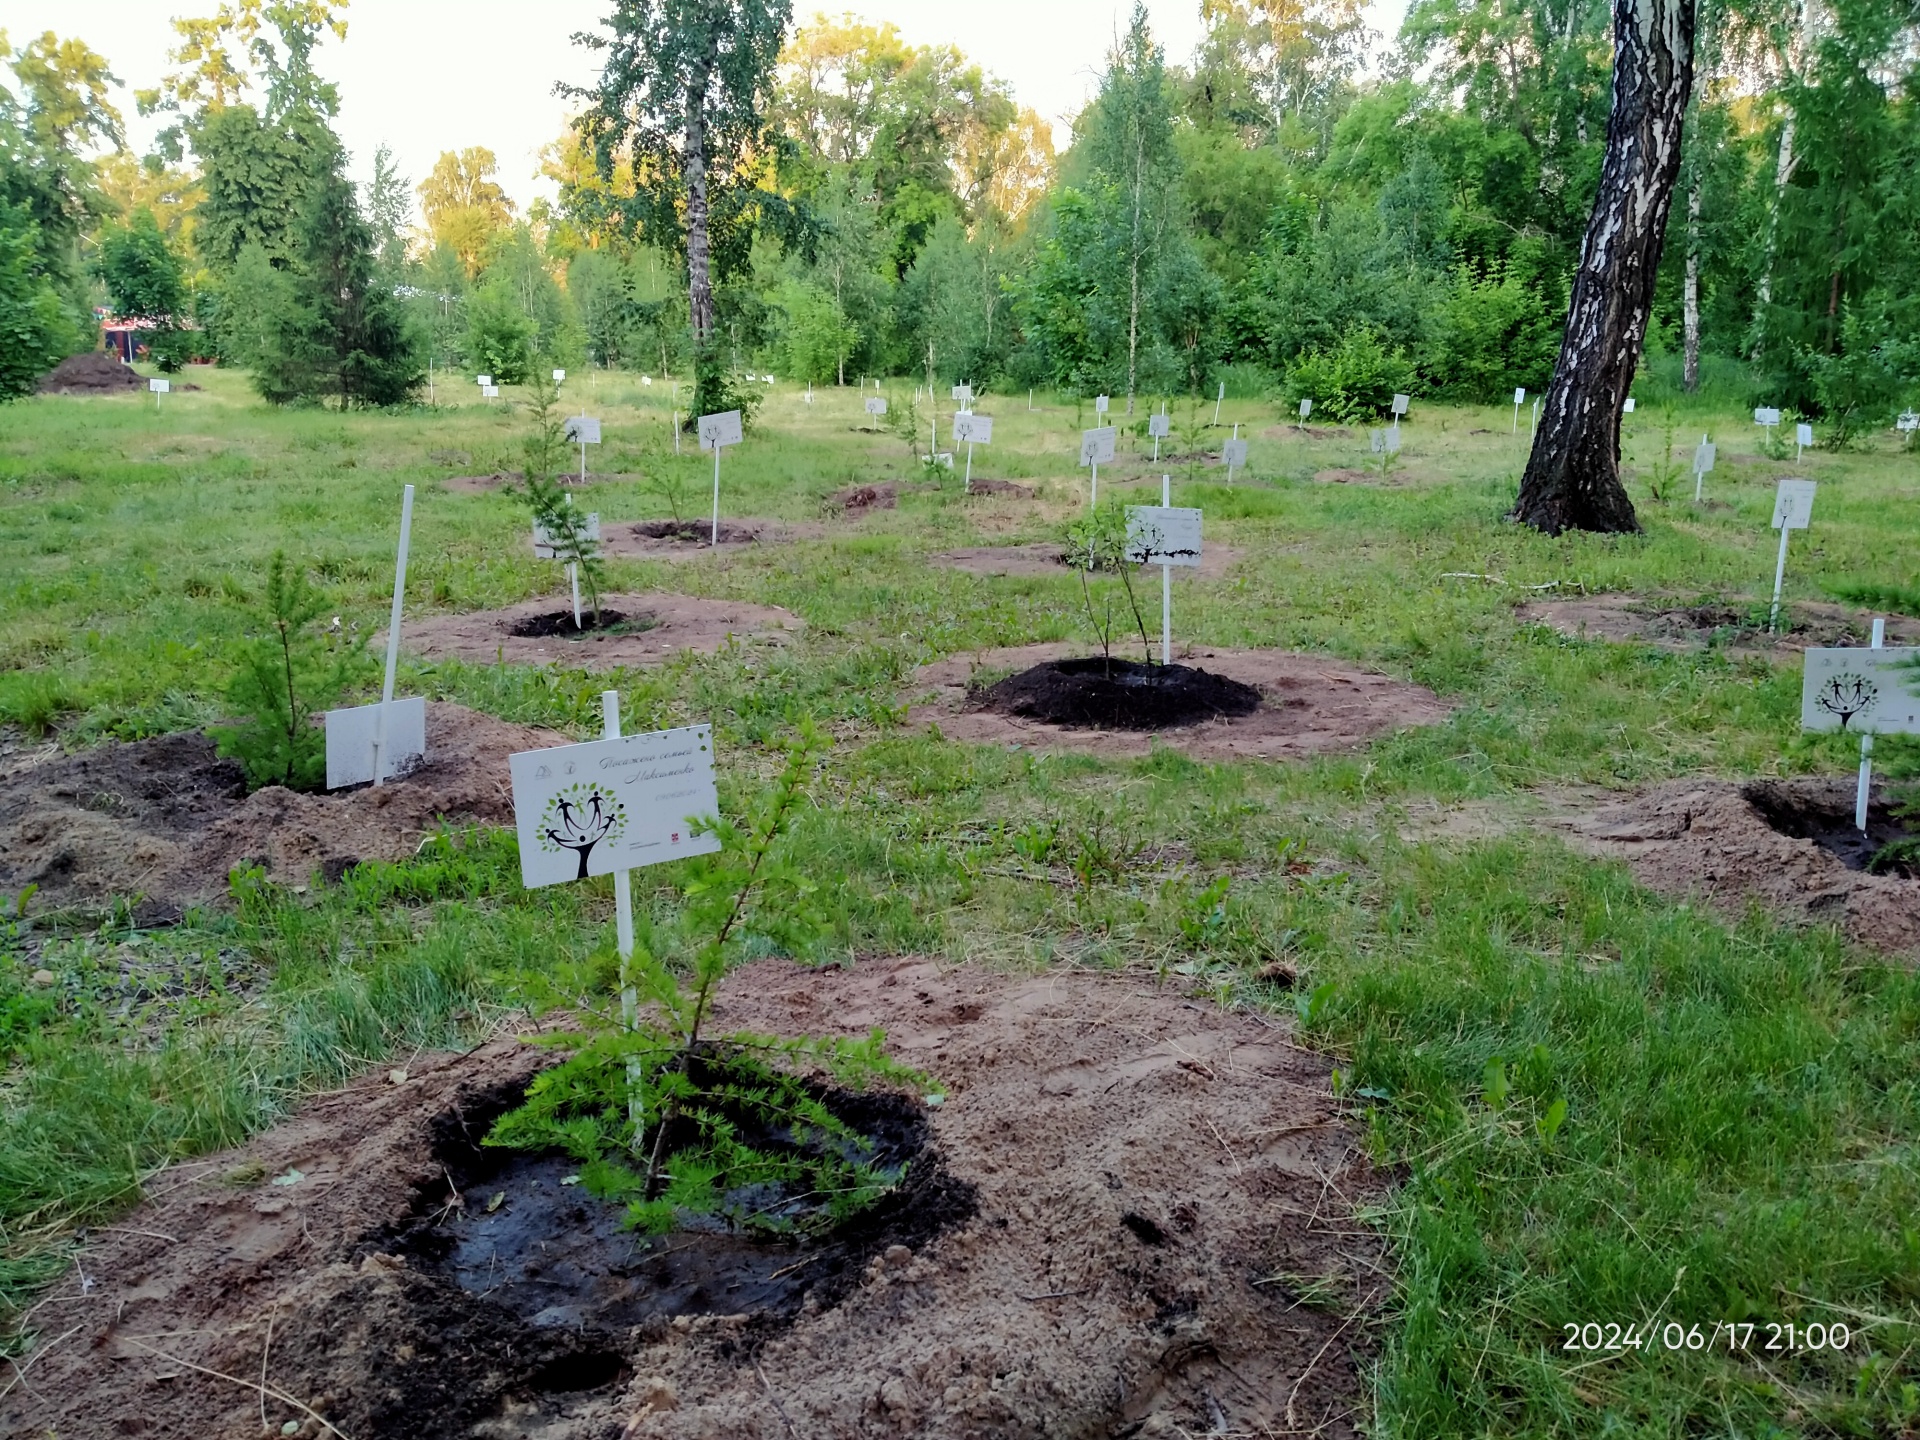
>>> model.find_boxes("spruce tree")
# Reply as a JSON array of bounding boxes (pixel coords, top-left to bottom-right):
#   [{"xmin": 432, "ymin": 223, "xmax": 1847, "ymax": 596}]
[{"xmin": 255, "ymin": 167, "xmax": 421, "ymax": 407}]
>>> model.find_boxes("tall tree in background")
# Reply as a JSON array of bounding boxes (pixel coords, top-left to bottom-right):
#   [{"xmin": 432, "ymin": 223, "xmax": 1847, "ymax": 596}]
[
  {"xmin": 1511, "ymin": 0, "xmax": 1695, "ymax": 535},
  {"xmin": 1084, "ymin": 3, "xmax": 1181, "ymax": 414},
  {"xmin": 417, "ymin": 147, "xmax": 514, "ymax": 277},
  {"xmin": 95, "ymin": 207, "xmax": 191, "ymax": 367},
  {"xmin": 571, "ymin": 0, "xmax": 793, "ymax": 419}
]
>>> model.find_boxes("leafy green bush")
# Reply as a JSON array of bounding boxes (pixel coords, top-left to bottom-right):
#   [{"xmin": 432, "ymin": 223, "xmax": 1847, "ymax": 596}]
[
  {"xmin": 686, "ymin": 341, "xmax": 763, "ymax": 433},
  {"xmin": 1422, "ymin": 265, "xmax": 1562, "ymax": 402},
  {"xmin": 1801, "ymin": 301, "xmax": 1920, "ymax": 447},
  {"xmin": 211, "ymin": 552, "xmax": 360, "ymax": 792},
  {"xmin": 484, "ymin": 727, "xmax": 928, "ymax": 1236},
  {"xmin": 1286, "ymin": 323, "xmax": 1417, "ymax": 423},
  {"xmin": 0, "ymin": 214, "xmax": 77, "ymax": 402}
]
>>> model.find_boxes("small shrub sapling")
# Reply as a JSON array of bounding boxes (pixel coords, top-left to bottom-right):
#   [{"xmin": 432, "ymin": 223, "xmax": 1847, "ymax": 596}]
[
  {"xmin": 1061, "ymin": 503, "xmax": 1154, "ymax": 669},
  {"xmin": 516, "ymin": 374, "xmax": 607, "ymax": 626},
  {"xmin": 487, "ymin": 725, "xmax": 931, "ymax": 1237},
  {"xmin": 212, "ymin": 551, "xmax": 360, "ymax": 792}
]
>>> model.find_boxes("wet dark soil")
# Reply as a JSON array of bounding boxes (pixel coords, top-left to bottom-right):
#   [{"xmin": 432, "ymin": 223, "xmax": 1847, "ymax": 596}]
[
  {"xmin": 506, "ymin": 607, "xmax": 656, "ymax": 638},
  {"xmin": 978, "ymin": 657, "xmax": 1264, "ymax": 730},
  {"xmin": 37, "ymin": 350, "xmax": 145, "ymax": 394},
  {"xmin": 386, "ymin": 1075, "xmax": 976, "ymax": 1344},
  {"xmin": 633, "ymin": 519, "xmax": 761, "ymax": 545},
  {"xmin": 1744, "ymin": 780, "xmax": 1919, "ymax": 878}
]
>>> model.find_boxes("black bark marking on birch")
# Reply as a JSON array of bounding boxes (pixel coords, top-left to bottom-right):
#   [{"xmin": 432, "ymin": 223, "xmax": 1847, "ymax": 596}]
[{"xmin": 1511, "ymin": 0, "xmax": 1696, "ymax": 537}]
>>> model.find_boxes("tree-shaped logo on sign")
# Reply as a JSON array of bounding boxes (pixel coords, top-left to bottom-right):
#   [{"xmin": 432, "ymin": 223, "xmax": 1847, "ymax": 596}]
[
  {"xmin": 1815, "ymin": 673, "xmax": 1878, "ymax": 731},
  {"xmin": 539, "ymin": 782, "xmax": 628, "ymax": 878}
]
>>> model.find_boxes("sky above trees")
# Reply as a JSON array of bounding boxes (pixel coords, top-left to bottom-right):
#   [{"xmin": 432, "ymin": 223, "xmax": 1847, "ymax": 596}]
[{"xmin": 3, "ymin": 0, "xmax": 1410, "ymax": 212}]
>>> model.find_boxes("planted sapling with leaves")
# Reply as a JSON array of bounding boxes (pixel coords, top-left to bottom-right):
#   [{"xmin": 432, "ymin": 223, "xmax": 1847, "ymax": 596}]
[
  {"xmin": 1061, "ymin": 503, "xmax": 1154, "ymax": 669},
  {"xmin": 516, "ymin": 374, "xmax": 607, "ymax": 627},
  {"xmin": 487, "ymin": 726, "xmax": 932, "ymax": 1236},
  {"xmin": 212, "ymin": 551, "xmax": 362, "ymax": 792}
]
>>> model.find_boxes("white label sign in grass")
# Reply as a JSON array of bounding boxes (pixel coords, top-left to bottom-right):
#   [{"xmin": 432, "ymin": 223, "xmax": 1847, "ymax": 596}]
[
  {"xmin": 864, "ymin": 397, "xmax": 887, "ymax": 416},
  {"xmin": 1796, "ymin": 422, "xmax": 1814, "ymax": 449},
  {"xmin": 1771, "ymin": 478, "xmax": 1816, "ymax": 531},
  {"xmin": 149, "ymin": 377, "xmax": 170, "ymax": 394},
  {"xmin": 1392, "ymin": 393, "xmax": 1411, "ymax": 417},
  {"xmin": 1755, "ymin": 406, "xmax": 1781, "ymax": 427},
  {"xmin": 509, "ymin": 724, "xmax": 722, "ymax": 887},
  {"xmin": 1898, "ymin": 411, "xmax": 1919, "ymax": 433},
  {"xmin": 951, "ymin": 412, "xmax": 992, "ymax": 444},
  {"xmin": 1080, "ymin": 426, "xmax": 1116, "ymax": 466},
  {"xmin": 553, "ymin": 368, "xmax": 567, "ymax": 382},
  {"xmin": 325, "ymin": 697, "xmax": 426, "ymax": 789},
  {"xmin": 1148, "ymin": 414, "xmax": 1170, "ymax": 438},
  {"xmin": 1222, "ymin": 437, "xmax": 1248, "ymax": 482},
  {"xmin": 1801, "ymin": 648, "xmax": 1920, "ymax": 735},
  {"xmin": 1126, "ymin": 506, "xmax": 1202, "ymax": 567},
  {"xmin": 482, "ymin": 384, "xmax": 500, "ymax": 399},
  {"xmin": 533, "ymin": 512, "xmax": 600, "ymax": 558},
  {"xmin": 564, "ymin": 416, "xmax": 601, "ymax": 445},
  {"xmin": 1513, "ymin": 387, "xmax": 1526, "ymax": 406},
  {"xmin": 698, "ymin": 410, "xmax": 743, "ymax": 451},
  {"xmin": 1298, "ymin": 398, "xmax": 1312, "ymax": 421},
  {"xmin": 1624, "ymin": 397, "xmax": 1636, "ymax": 413},
  {"xmin": 1094, "ymin": 394, "xmax": 1110, "ymax": 416},
  {"xmin": 477, "ymin": 374, "xmax": 493, "ymax": 387},
  {"xmin": 951, "ymin": 383, "xmax": 972, "ymax": 407}
]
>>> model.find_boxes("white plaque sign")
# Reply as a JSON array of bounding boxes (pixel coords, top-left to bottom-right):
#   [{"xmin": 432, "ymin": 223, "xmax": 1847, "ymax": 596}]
[
  {"xmin": 477, "ymin": 374, "xmax": 493, "ymax": 387},
  {"xmin": 1796, "ymin": 422, "xmax": 1814, "ymax": 447},
  {"xmin": 1148, "ymin": 414, "xmax": 1170, "ymax": 438},
  {"xmin": 1623, "ymin": 398, "xmax": 1636, "ymax": 413},
  {"xmin": 1694, "ymin": 441, "xmax": 1716, "ymax": 473},
  {"xmin": 1222, "ymin": 438, "xmax": 1248, "ymax": 468},
  {"xmin": 864, "ymin": 397, "xmax": 888, "ymax": 416},
  {"xmin": 1126, "ymin": 506, "xmax": 1202, "ymax": 567},
  {"xmin": 1771, "ymin": 478, "xmax": 1816, "ymax": 531},
  {"xmin": 482, "ymin": 384, "xmax": 500, "ymax": 398},
  {"xmin": 533, "ymin": 512, "xmax": 600, "ymax": 558},
  {"xmin": 1094, "ymin": 395, "xmax": 1110, "ymax": 415},
  {"xmin": 1079, "ymin": 426, "xmax": 1117, "ymax": 466},
  {"xmin": 509, "ymin": 725, "xmax": 723, "ymax": 887},
  {"xmin": 553, "ymin": 368, "xmax": 567, "ymax": 382},
  {"xmin": 1299, "ymin": 398, "xmax": 1312, "ymax": 420},
  {"xmin": 1898, "ymin": 411, "xmax": 1919, "ymax": 433},
  {"xmin": 951, "ymin": 384, "xmax": 972, "ymax": 404},
  {"xmin": 1755, "ymin": 407, "xmax": 1781, "ymax": 426},
  {"xmin": 1801, "ymin": 649, "xmax": 1920, "ymax": 735},
  {"xmin": 564, "ymin": 416, "xmax": 601, "ymax": 445},
  {"xmin": 149, "ymin": 377, "xmax": 170, "ymax": 394},
  {"xmin": 698, "ymin": 410, "xmax": 743, "ymax": 450},
  {"xmin": 1392, "ymin": 393, "xmax": 1411, "ymax": 416},
  {"xmin": 1513, "ymin": 387, "xmax": 1526, "ymax": 406},
  {"xmin": 325, "ymin": 697, "xmax": 427, "ymax": 790},
  {"xmin": 951, "ymin": 412, "xmax": 993, "ymax": 444}
]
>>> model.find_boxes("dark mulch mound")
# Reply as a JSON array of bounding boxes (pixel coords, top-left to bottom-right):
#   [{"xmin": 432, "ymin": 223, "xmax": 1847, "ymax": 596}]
[
  {"xmin": 977, "ymin": 657, "xmax": 1263, "ymax": 730},
  {"xmin": 965, "ymin": 478, "xmax": 1033, "ymax": 497},
  {"xmin": 1744, "ymin": 780, "xmax": 1920, "ymax": 878},
  {"xmin": 634, "ymin": 518, "xmax": 761, "ymax": 545},
  {"xmin": 506, "ymin": 608, "xmax": 655, "ymax": 638},
  {"xmin": 37, "ymin": 351, "xmax": 145, "ymax": 394}
]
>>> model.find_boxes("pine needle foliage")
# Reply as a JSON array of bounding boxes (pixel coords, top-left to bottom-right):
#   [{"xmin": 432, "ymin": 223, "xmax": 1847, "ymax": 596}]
[
  {"xmin": 516, "ymin": 374, "xmax": 607, "ymax": 624},
  {"xmin": 486, "ymin": 724, "xmax": 929, "ymax": 1236},
  {"xmin": 211, "ymin": 550, "xmax": 359, "ymax": 791}
]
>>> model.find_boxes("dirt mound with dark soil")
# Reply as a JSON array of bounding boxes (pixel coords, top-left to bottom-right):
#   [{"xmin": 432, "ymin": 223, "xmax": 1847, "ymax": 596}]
[
  {"xmin": 1316, "ymin": 468, "xmax": 1381, "ymax": 485},
  {"xmin": 963, "ymin": 477, "xmax": 1033, "ymax": 497},
  {"xmin": 0, "ymin": 703, "xmax": 559, "ymax": 918},
  {"xmin": 979, "ymin": 657, "xmax": 1263, "ymax": 730},
  {"xmin": 395, "ymin": 592, "xmax": 801, "ymax": 671},
  {"xmin": 1517, "ymin": 594, "xmax": 1920, "ymax": 654},
  {"xmin": 931, "ymin": 541, "xmax": 1241, "ymax": 580},
  {"xmin": 36, "ymin": 350, "xmax": 145, "ymax": 394},
  {"xmin": 831, "ymin": 482, "xmax": 900, "ymax": 512},
  {"xmin": 913, "ymin": 642, "xmax": 1452, "ymax": 762},
  {"xmin": 1, "ymin": 958, "xmax": 1378, "ymax": 1440},
  {"xmin": 1561, "ymin": 776, "xmax": 1920, "ymax": 956}
]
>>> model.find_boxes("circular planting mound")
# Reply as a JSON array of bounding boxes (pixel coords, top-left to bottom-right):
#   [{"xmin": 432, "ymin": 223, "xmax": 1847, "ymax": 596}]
[
  {"xmin": 36, "ymin": 350, "xmax": 147, "ymax": 394},
  {"xmin": 1561, "ymin": 776, "xmax": 1920, "ymax": 956},
  {"xmin": 979, "ymin": 656, "xmax": 1262, "ymax": 730},
  {"xmin": 912, "ymin": 642, "xmax": 1452, "ymax": 762},
  {"xmin": 0, "ymin": 703, "xmax": 558, "ymax": 919},
  {"xmin": 1517, "ymin": 594, "xmax": 1920, "ymax": 654},
  {"xmin": 634, "ymin": 518, "xmax": 764, "ymax": 545},
  {"xmin": 505, "ymin": 606, "xmax": 655, "ymax": 639},
  {"xmin": 396, "ymin": 592, "xmax": 801, "ymax": 671},
  {"xmin": 2, "ymin": 958, "xmax": 1378, "ymax": 1440},
  {"xmin": 931, "ymin": 542, "xmax": 1241, "ymax": 580}
]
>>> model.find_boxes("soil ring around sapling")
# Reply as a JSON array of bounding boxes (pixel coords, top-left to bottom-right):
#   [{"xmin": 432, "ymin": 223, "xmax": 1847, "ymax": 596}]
[
  {"xmin": 394, "ymin": 592, "xmax": 802, "ymax": 672},
  {"xmin": 930, "ymin": 541, "xmax": 1243, "ymax": 581},
  {"xmin": 1557, "ymin": 776, "xmax": 1920, "ymax": 959},
  {"xmin": 962, "ymin": 477, "xmax": 1034, "ymax": 498},
  {"xmin": 0, "ymin": 702, "xmax": 562, "ymax": 919},
  {"xmin": 910, "ymin": 641, "xmax": 1452, "ymax": 763},
  {"xmin": 4, "ymin": 957, "xmax": 1381, "ymax": 1440},
  {"xmin": 980, "ymin": 656, "xmax": 1262, "ymax": 730},
  {"xmin": 1515, "ymin": 594, "xmax": 1920, "ymax": 655},
  {"xmin": 598, "ymin": 518, "xmax": 829, "ymax": 560}
]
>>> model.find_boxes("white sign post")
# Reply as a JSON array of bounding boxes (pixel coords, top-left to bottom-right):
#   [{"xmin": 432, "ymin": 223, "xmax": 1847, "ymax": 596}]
[
  {"xmin": 477, "ymin": 374, "xmax": 493, "ymax": 388},
  {"xmin": 326, "ymin": 485, "xmax": 425, "ymax": 790},
  {"xmin": 697, "ymin": 409, "xmax": 744, "ymax": 547},
  {"xmin": 1898, "ymin": 410, "xmax": 1919, "ymax": 447},
  {"xmin": 533, "ymin": 505, "xmax": 600, "ymax": 628},
  {"xmin": 1624, "ymin": 397, "xmax": 1636, "ymax": 414},
  {"xmin": 1801, "ymin": 634, "xmax": 1920, "ymax": 831},
  {"xmin": 1213, "ymin": 380, "xmax": 1225, "ymax": 426},
  {"xmin": 951, "ymin": 383, "xmax": 973, "ymax": 413},
  {"xmin": 1148, "ymin": 409, "xmax": 1170, "ymax": 462},
  {"xmin": 1796, "ymin": 421, "xmax": 1814, "ymax": 461},
  {"xmin": 553, "ymin": 368, "xmax": 567, "ymax": 383},
  {"xmin": 1769, "ymin": 478, "xmax": 1817, "ymax": 633},
  {"xmin": 1128, "ymin": 480, "xmax": 1202, "ymax": 665},
  {"xmin": 1513, "ymin": 387, "xmax": 1526, "ymax": 432},
  {"xmin": 952, "ymin": 411, "xmax": 992, "ymax": 487},
  {"xmin": 1531, "ymin": 398, "xmax": 1540, "ymax": 436},
  {"xmin": 1080, "ymin": 425, "xmax": 1117, "ymax": 506},
  {"xmin": 1222, "ymin": 436, "xmax": 1248, "ymax": 484},
  {"xmin": 864, "ymin": 395, "xmax": 887, "ymax": 431},
  {"xmin": 1693, "ymin": 437, "xmax": 1716, "ymax": 500},
  {"xmin": 149, "ymin": 377, "xmax": 170, "ymax": 397},
  {"xmin": 565, "ymin": 415, "xmax": 601, "ymax": 484},
  {"xmin": 1298, "ymin": 397, "xmax": 1312, "ymax": 427},
  {"xmin": 1094, "ymin": 394, "xmax": 1110, "ymax": 421},
  {"xmin": 1754, "ymin": 406, "xmax": 1781, "ymax": 440}
]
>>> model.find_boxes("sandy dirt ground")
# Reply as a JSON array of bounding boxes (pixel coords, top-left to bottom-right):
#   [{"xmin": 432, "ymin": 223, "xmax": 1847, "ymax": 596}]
[{"xmin": 395, "ymin": 593, "xmax": 802, "ymax": 671}]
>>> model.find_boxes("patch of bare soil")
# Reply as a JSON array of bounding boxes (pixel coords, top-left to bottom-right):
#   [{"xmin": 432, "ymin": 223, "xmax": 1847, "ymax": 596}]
[
  {"xmin": 911, "ymin": 642, "xmax": 1452, "ymax": 762},
  {"xmin": 0, "ymin": 703, "xmax": 558, "ymax": 918},
  {"xmin": 825, "ymin": 481, "xmax": 946, "ymax": 514},
  {"xmin": 1315, "ymin": 468, "xmax": 1378, "ymax": 485},
  {"xmin": 963, "ymin": 477, "xmax": 1033, "ymax": 497},
  {"xmin": 1516, "ymin": 594, "xmax": 1920, "ymax": 653},
  {"xmin": 2, "ymin": 958, "xmax": 1378, "ymax": 1440},
  {"xmin": 980, "ymin": 657, "xmax": 1263, "ymax": 729},
  {"xmin": 36, "ymin": 350, "xmax": 145, "ymax": 394},
  {"xmin": 397, "ymin": 592, "xmax": 801, "ymax": 671},
  {"xmin": 1560, "ymin": 777, "xmax": 1920, "ymax": 957},
  {"xmin": 930, "ymin": 542, "xmax": 1242, "ymax": 580},
  {"xmin": 598, "ymin": 519, "xmax": 826, "ymax": 559}
]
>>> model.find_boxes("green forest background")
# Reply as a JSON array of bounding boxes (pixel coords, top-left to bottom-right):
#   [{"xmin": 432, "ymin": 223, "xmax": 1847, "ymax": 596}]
[{"xmin": 3, "ymin": 0, "xmax": 1919, "ymax": 430}]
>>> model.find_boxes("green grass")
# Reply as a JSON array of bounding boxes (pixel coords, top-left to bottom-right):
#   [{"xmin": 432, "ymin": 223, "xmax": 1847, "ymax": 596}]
[{"xmin": 3, "ymin": 367, "xmax": 1919, "ymax": 1433}]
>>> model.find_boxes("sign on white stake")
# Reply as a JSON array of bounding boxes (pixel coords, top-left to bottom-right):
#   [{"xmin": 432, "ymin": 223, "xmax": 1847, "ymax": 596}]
[
  {"xmin": 951, "ymin": 383, "xmax": 973, "ymax": 410},
  {"xmin": 1148, "ymin": 413, "xmax": 1171, "ymax": 438},
  {"xmin": 147, "ymin": 377, "xmax": 169, "ymax": 395},
  {"xmin": 1898, "ymin": 411, "xmax": 1919, "ymax": 434},
  {"xmin": 565, "ymin": 415, "xmax": 601, "ymax": 445},
  {"xmin": 1624, "ymin": 397, "xmax": 1636, "ymax": 413},
  {"xmin": 1126, "ymin": 505, "xmax": 1202, "ymax": 567},
  {"xmin": 1094, "ymin": 394, "xmax": 1110, "ymax": 416},
  {"xmin": 477, "ymin": 374, "xmax": 493, "ymax": 387},
  {"xmin": 1080, "ymin": 425, "xmax": 1116, "ymax": 505},
  {"xmin": 532, "ymin": 511, "xmax": 600, "ymax": 559},
  {"xmin": 1796, "ymin": 421, "xmax": 1814, "ymax": 459},
  {"xmin": 1512, "ymin": 387, "xmax": 1525, "ymax": 431},
  {"xmin": 952, "ymin": 411, "xmax": 992, "ymax": 486},
  {"xmin": 509, "ymin": 723, "xmax": 722, "ymax": 888},
  {"xmin": 326, "ymin": 698, "xmax": 426, "ymax": 789},
  {"xmin": 1768, "ymin": 477, "xmax": 1817, "ymax": 633},
  {"xmin": 698, "ymin": 410, "xmax": 743, "ymax": 546},
  {"xmin": 1222, "ymin": 437, "xmax": 1248, "ymax": 482},
  {"xmin": 1298, "ymin": 398, "xmax": 1312, "ymax": 422},
  {"xmin": 1801, "ymin": 646, "xmax": 1920, "ymax": 736},
  {"xmin": 863, "ymin": 395, "xmax": 887, "ymax": 429},
  {"xmin": 553, "ymin": 368, "xmax": 567, "ymax": 382},
  {"xmin": 1391, "ymin": 393, "xmax": 1411, "ymax": 418},
  {"xmin": 1692, "ymin": 438, "xmax": 1716, "ymax": 500},
  {"xmin": 482, "ymin": 384, "xmax": 500, "ymax": 399},
  {"xmin": 1755, "ymin": 406, "xmax": 1782, "ymax": 428}
]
